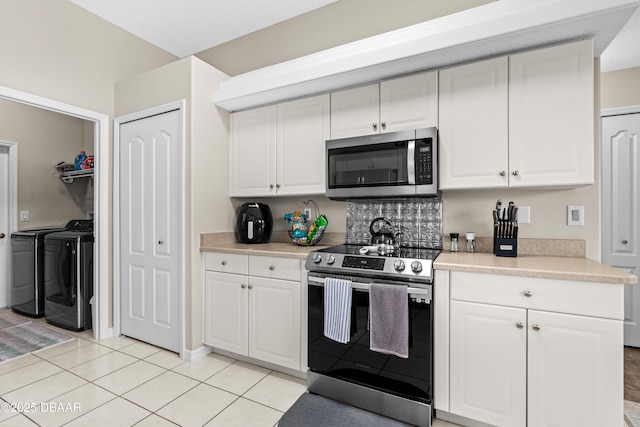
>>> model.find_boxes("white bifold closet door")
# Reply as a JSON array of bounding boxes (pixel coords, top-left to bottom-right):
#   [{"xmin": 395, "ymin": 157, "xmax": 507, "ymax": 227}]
[{"xmin": 119, "ymin": 109, "xmax": 181, "ymax": 352}]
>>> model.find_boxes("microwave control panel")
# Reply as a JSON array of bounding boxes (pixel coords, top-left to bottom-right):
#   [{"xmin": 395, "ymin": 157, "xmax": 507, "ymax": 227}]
[{"xmin": 415, "ymin": 138, "xmax": 433, "ymax": 185}]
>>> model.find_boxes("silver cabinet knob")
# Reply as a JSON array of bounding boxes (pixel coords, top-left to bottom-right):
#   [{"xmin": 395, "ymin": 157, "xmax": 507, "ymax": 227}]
[
  {"xmin": 381, "ymin": 122, "xmax": 386, "ymax": 130},
  {"xmin": 269, "ymin": 265, "xmax": 275, "ymax": 271},
  {"xmin": 158, "ymin": 240, "xmax": 164, "ymax": 245},
  {"xmin": 516, "ymin": 322, "xmax": 524, "ymax": 329},
  {"xmin": 221, "ymin": 260, "xmax": 227, "ymax": 266},
  {"xmin": 523, "ymin": 290, "xmax": 533, "ymax": 297},
  {"xmin": 241, "ymin": 284, "xmax": 246, "ymax": 289},
  {"xmin": 276, "ymin": 184, "xmax": 280, "ymax": 189},
  {"xmin": 532, "ymin": 324, "xmax": 541, "ymax": 332},
  {"xmin": 623, "ymin": 240, "xmax": 629, "ymax": 244},
  {"xmin": 269, "ymin": 184, "xmax": 274, "ymax": 189},
  {"xmin": 499, "ymin": 171, "xmax": 507, "ymax": 177},
  {"xmin": 372, "ymin": 123, "xmax": 378, "ymax": 130},
  {"xmin": 0, "ymin": 233, "xmax": 5, "ymax": 239},
  {"xmin": 512, "ymin": 170, "xmax": 520, "ymax": 176},
  {"xmin": 248, "ymin": 284, "xmax": 253, "ymax": 289}
]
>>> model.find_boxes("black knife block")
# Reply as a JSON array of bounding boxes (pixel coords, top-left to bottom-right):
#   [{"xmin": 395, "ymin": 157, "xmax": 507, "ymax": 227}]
[
  {"xmin": 495, "ymin": 237, "xmax": 517, "ymax": 257},
  {"xmin": 494, "ymin": 224, "xmax": 518, "ymax": 257}
]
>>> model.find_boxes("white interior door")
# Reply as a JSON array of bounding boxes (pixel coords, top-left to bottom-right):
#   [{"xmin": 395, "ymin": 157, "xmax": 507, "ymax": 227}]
[
  {"xmin": 0, "ymin": 145, "xmax": 10, "ymax": 307},
  {"xmin": 119, "ymin": 109, "xmax": 181, "ymax": 352},
  {"xmin": 602, "ymin": 110, "xmax": 640, "ymax": 347}
]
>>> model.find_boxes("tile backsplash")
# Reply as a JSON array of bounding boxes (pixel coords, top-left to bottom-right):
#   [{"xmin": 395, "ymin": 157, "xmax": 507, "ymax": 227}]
[{"xmin": 346, "ymin": 197, "xmax": 443, "ymax": 249}]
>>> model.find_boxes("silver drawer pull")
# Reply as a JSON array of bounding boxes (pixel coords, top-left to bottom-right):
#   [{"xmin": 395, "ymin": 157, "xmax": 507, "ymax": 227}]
[
  {"xmin": 532, "ymin": 324, "xmax": 541, "ymax": 332},
  {"xmin": 269, "ymin": 265, "xmax": 275, "ymax": 271},
  {"xmin": 523, "ymin": 290, "xmax": 532, "ymax": 297},
  {"xmin": 241, "ymin": 284, "xmax": 246, "ymax": 289},
  {"xmin": 221, "ymin": 260, "xmax": 227, "ymax": 266},
  {"xmin": 516, "ymin": 322, "xmax": 524, "ymax": 329}
]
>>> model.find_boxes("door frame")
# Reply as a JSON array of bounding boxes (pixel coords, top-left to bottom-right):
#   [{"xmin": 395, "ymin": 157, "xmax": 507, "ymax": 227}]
[
  {"xmin": 113, "ymin": 100, "xmax": 186, "ymax": 358},
  {"xmin": 0, "ymin": 140, "xmax": 18, "ymax": 308},
  {"xmin": 0, "ymin": 85, "xmax": 110, "ymax": 340}
]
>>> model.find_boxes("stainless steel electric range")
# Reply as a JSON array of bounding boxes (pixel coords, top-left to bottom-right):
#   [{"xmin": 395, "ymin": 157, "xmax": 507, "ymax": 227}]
[{"xmin": 305, "ymin": 244, "xmax": 440, "ymax": 427}]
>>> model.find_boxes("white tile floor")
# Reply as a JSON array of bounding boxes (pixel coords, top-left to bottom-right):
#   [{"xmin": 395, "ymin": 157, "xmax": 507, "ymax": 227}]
[{"xmin": 0, "ymin": 318, "xmax": 459, "ymax": 426}]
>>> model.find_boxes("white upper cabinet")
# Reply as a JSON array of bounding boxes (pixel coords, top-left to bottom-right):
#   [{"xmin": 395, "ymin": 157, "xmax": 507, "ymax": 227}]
[
  {"xmin": 330, "ymin": 72, "xmax": 438, "ymax": 139},
  {"xmin": 439, "ymin": 39, "xmax": 594, "ymax": 190},
  {"xmin": 229, "ymin": 94, "xmax": 329, "ymax": 197},
  {"xmin": 276, "ymin": 95, "xmax": 330, "ymax": 196},
  {"xmin": 509, "ymin": 39, "xmax": 594, "ymax": 188},
  {"xmin": 439, "ymin": 57, "xmax": 509, "ymax": 190},
  {"xmin": 229, "ymin": 106, "xmax": 276, "ymax": 197}
]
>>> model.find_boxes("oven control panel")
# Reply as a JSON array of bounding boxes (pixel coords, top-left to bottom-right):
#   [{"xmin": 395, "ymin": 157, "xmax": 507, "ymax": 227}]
[{"xmin": 307, "ymin": 252, "xmax": 434, "ymax": 282}]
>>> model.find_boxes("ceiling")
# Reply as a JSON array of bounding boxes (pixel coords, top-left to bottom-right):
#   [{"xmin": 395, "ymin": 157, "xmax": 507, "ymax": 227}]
[
  {"xmin": 70, "ymin": 0, "xmax": 640, "ymax": 73},
  {"xmin": 70, "ymin": 0, "xmax": 338, "ymax": 58}
]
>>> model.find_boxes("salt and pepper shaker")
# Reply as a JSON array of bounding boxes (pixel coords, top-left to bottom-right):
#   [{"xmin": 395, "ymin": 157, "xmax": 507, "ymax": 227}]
[
  {"xmin": 450, "ymin": 233, "xmax": 459, "ymax": 252},
  {"xmin": 466, "ymin": 232, "xmax": 475, "ymax": 253}
]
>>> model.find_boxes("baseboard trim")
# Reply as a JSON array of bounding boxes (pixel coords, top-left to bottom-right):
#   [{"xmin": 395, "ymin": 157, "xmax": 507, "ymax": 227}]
[{"xmin": 182, "ymin": 345, "xmax": 212, "ymax": 362}]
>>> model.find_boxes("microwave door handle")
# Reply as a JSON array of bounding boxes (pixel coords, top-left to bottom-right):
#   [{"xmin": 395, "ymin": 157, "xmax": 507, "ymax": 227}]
[{"xmin": 407, "ymin": 140, "xmax": 416, "ymax": 185}]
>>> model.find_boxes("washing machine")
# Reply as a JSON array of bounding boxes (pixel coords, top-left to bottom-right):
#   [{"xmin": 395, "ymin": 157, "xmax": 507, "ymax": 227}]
[
  {"xmin": 10, "ymin": 227, "xmax": 67, "ymax": 317},
  {"xmin": 43, "ymin": 220, "xmax": 94, "ymax": 331}
]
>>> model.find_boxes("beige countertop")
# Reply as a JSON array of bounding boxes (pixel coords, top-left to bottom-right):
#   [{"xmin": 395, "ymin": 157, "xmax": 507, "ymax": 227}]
[
  {"xmin": 200, "ymin": 241, "xmax": 328, "ymax": 260},
  {"xmin": 200, "ymin": 233, "xmax": 637, "ymax": 284},
  {"xmin": 435, "ymin": 252, "xmax": 638, "ymax": 284}
]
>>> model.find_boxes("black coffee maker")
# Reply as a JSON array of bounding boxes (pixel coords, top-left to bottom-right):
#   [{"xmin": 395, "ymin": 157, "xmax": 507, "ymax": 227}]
[{"xmin": 235, "ymin": 203, "xmax": 273, "ymax": 244}]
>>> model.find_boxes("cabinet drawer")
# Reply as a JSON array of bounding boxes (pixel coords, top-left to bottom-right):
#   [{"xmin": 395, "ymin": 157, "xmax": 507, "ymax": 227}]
[
  {"xmin": 204, "ymin": 252, "xmax": 248, "ymax": 275},
  {"xmin": 450, "ymin": 271, "xmax": 623, "ymax": 320},
  {"xmin": 249, "ymin": 255, "xmax": 301, "ymax": 281}
]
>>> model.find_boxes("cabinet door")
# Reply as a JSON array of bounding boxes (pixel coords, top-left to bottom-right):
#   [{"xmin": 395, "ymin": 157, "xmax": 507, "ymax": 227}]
[
  {"xmin": 509, "ymin": 39, "xmax": 594, "ymax": 187},
  {"xmin": 330, "ymin": 84, "xmax": 380, "ymax": 138},
  {"xmin": 450, "ymin": 300, "xmax": 527, "ymax": 427},
  {"xmin": 248, "ymin": 276, "xmax": 301, "ymax": 370},
  {"xmin": 527, "ymin": 310, "xmax": 622, "ymax": 427},
  {"xmin": 380, "ymin": 72, "xmax": 438, "ymax": 133},
  {"xmin": 439, "ymin": 57, "xmax": 509, "ymax": 190},
  {"xmin": 276, "ymin": 94, "xmax": 329, "ymax": 195},
  {"xmin": 230, "ymin": 106, "xmax": 276, "ymax": 196},
  {"xmin": 204, "ymin": 271, "xmax": 248, "ymax": 356}
]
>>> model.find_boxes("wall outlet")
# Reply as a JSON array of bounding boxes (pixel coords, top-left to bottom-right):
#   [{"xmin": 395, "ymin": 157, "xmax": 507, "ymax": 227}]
[
  {"xmin": 304, "ymin": 208, "xmax": 312, "ymax": 220},
  {"xmin": 567, "ymin": 205, "xmax": 584, "ymax": 226},
  {"xmin": 20, "ymin": 211, "xmax": 29, "ymax": 222}
]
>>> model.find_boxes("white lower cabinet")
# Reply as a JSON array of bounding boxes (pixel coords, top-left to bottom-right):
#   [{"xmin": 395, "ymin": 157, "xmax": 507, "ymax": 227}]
[
  {"xmin": 448, "ymin": 271, "xmax": 623, "ymax": 427},
  {"xmin": 204, "ymin": 252, "xmax": 302, "ymax": 371}
]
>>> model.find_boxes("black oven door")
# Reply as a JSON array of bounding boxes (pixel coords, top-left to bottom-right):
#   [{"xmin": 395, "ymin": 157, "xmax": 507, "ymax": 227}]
[{"xmin": 307, "ymin": 275, "xmax": 433, "ymax": 404}]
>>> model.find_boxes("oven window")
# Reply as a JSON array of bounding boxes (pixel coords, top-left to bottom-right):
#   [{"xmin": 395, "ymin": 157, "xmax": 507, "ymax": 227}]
[
  {"xmin": 308, "ymin": 285, "xmax": 432, "ymax": 403},
  {"xmin": 328, "ymin": 141, "xmax": 409, "ymax": 189}
]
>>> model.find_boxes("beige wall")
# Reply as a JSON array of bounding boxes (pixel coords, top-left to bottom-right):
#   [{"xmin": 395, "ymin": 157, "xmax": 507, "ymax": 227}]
[
  {"xmin": 115, "ymin": 56, "xmax": 230, "ymax": 350},
  {"xmin": 0, "ymin": 99, "xmax": 90, "ymax": 229},
  {"xmin": 197, "ymin": 0, "xmax": 495, "ymax": 76},
  {"xmin": 601, "ymin": 66, "xmax": 640, "ymax": 110}
]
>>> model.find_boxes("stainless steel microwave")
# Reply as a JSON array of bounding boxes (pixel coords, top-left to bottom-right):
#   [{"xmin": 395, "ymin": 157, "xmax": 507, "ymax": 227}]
[{"xmin": 325, "ymin": 127, "xmax": 438, "ymax": 199}]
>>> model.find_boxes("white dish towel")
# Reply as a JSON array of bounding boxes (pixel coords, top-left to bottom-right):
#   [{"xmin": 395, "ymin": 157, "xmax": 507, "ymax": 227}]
[{"xmin": 324, "ymin": 278, "xmax": 352, "ymax": 344}]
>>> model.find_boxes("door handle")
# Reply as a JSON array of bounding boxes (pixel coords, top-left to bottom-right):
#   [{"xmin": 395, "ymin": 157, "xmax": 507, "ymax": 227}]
[{"xmin": 0, "ymin": 233, "xmax": 5, "ymax": 239}]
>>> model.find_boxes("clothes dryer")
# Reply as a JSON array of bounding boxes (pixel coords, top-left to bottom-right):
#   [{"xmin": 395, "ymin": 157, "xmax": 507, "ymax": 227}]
[
  {"xmin": 10, "ymin": 227, "xmax": 67, "ymax": 316},
  {"xmin": 43, "ymin": 220, "xmax": 94, "ymax": 331}
]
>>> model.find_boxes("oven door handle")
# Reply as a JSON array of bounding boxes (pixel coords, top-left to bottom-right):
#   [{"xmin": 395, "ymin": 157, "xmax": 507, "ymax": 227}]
[{"xmin": 307, "ymin": 275, "xmax": 430, "ymax": 297}]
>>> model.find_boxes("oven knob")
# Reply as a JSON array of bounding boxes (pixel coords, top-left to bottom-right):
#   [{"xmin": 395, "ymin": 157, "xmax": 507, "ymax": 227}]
[
  {"xmin": 326, "ymin": 255, "xmax": 336, "ymax": 265},
  {"xmin": 312, "ymin": 253, "xmax": 322, "ymax": 263},
  {"xmin": 411, "ymin": 261, "xmax": 423, "ymax": 273},
  {"xmin": 393, "ymin": 260, "xmax": 405, "ymax": 271}
]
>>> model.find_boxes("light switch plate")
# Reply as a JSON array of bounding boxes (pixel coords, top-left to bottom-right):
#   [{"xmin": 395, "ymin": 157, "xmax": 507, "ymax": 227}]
[
  {"xmin": 20, "ymin": 211, "xmax": 29, "ymax": 222},
  {"xmin": 567, "ymin": 205, "xmax": 584, "ymax": 226},
  {"xmin": 517, "ymin": 206, "xmax": 530, "ymax": 224},
  {"xmin": 304, "ymin": 208, "xmax": 312, "ymax": 220}
]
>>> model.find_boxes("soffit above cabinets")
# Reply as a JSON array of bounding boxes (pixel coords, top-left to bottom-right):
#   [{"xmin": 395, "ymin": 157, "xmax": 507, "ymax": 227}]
[{"xmin": 213, "ymin": 0, "xmax": 640, "ymax": 112}]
